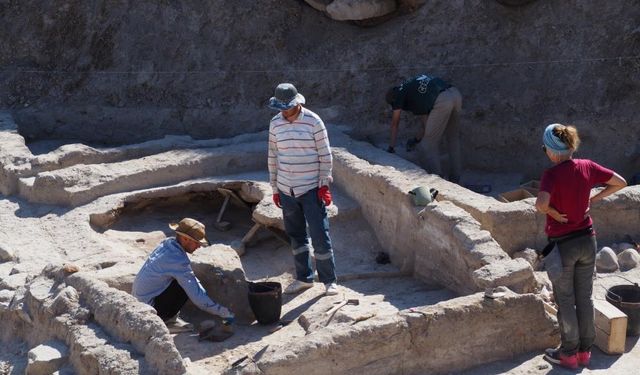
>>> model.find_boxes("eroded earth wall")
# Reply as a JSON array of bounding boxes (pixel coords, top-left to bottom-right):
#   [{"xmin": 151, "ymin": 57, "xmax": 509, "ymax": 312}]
[{"xmin": 1, "ymin": 0, "xmax": 639, "ymax": 176}]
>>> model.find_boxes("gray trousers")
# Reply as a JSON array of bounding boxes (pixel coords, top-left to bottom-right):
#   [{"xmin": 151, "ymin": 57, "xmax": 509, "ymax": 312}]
[
  {"xmin": 416, "ymin": 87, "xmax": 462, "ymax": 182},
  {"xmin": 545, "ymin": 234, "xmax": 597, "ymax": 355}
]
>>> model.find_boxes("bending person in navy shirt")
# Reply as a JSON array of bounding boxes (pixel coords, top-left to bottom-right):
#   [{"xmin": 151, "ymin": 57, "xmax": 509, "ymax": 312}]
[
  {"xmin": 386, "ymin": 73, "xmax": 462, "ymax": 183},
  {"xmin": 132, "ymin": 218, "xmax": 233, "ymax": 329}
]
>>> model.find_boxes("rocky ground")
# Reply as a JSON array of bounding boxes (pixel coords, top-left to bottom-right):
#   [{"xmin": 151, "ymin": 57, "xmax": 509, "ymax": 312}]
[
  {"xmin": 465, "ymin": 271, "xmax": 640, "ymax": 375},
  {"xmin": 1, "ymin": 160, "xmax": 639, "ymax": 374}
]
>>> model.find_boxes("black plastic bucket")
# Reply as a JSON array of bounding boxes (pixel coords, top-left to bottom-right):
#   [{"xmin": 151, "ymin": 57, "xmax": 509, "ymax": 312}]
[
  {"xmin": 606, "ymin": 284, "xmax": 640, "ymax": 336},
  {"xmin": 248, "ymin": 281, "xmax": 282, "ymax": 325}
]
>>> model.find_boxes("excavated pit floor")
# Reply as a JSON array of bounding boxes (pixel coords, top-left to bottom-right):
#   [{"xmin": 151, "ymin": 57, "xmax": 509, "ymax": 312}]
[
  {"xmin": 2, "ymin": 123, "xmax": 639, "ymax": 374},
  {"xmin": 93, "ymin": 190, "xmax": 457, "ymax": 374}
]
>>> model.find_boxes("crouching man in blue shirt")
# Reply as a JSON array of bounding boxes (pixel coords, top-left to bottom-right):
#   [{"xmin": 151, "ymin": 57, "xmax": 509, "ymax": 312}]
[{"xmin": 132, "ymin": 218, "xmax": 234, "ymax": 329}]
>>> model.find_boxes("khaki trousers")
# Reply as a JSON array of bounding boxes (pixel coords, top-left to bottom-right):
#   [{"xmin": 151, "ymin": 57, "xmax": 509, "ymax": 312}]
[{"xmin": 416, "ymin": 87, "xmax": 462, "ymax": 182}]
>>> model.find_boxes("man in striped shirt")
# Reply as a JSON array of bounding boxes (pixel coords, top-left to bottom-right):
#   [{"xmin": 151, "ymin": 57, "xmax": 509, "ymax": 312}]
[{"xmin": 267, "ymin": 83, "xmax": 338, "ymax": 296}]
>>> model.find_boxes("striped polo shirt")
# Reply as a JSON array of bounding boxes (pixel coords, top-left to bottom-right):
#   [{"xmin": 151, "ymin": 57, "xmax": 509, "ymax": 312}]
[{"xmin": 268, "ymin": 107, "xmax": 332, "ymax": 197}]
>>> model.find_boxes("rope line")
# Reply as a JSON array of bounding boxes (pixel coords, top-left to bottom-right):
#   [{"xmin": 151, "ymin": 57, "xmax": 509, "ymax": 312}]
[{"xmin": 3, "ymin": 55, "xmax": 639, "ymax": 75}]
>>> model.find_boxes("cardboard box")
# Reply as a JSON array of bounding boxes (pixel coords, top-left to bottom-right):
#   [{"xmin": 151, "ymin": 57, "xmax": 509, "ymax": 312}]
[
  {"xmin": 498, "ymin": 188, "xmax": 535, "ymax": 203},
  {"xmin": 594, "ymin": 299, "xmax": 627, "ymax": 355},
  {"xmin": 520, "ymin": 180, "xmax": 541, "ymax": 195}
]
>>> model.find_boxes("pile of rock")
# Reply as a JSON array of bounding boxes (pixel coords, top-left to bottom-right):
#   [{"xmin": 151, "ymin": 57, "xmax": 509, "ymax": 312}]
[{"xmin": 596, "ymin": 243, "xmax": 640, "ymax": 273}]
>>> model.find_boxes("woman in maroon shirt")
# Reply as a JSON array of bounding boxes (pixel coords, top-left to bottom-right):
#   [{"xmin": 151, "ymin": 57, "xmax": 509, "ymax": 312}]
[{"xmin": 535, "ymin": 123, "xmax": 626, "ymax": 369}]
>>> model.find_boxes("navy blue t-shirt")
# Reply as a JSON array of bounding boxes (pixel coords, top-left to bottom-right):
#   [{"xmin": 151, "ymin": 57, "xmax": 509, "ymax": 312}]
[{"xmin": 391, "ymin": 74, "xmax": 451, "ymax": 115}]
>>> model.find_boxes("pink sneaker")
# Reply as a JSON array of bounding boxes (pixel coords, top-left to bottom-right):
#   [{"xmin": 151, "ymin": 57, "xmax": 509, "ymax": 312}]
[
  {"xmin": 577, "ymin": 351, "xmax": 591, "ymax": 366},
  {"xmin": 544, "ymin": 348, "xmax": 578, "ymax": 370}
]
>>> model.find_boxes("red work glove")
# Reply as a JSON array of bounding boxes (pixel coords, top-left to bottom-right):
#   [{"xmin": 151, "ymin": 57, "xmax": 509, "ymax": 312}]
[
  {"xmin": 317, "ymin": 186, "xmax": 332, "ymax": 206},
  {"xmin": 272, "ymin": 193, "xmax": 281, "ymax": 208}
]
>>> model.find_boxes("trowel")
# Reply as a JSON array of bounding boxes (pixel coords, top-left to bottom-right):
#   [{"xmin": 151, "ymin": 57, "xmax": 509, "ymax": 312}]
[{"xmin": 198, "ymin": 319, "xmax": 234, "ymax": 342}]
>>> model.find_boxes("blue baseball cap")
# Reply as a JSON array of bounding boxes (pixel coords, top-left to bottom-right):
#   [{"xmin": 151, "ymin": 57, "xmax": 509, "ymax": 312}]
[{"xmin": 268, "ymin": 83, "xmax": 306, "ymax": 111}]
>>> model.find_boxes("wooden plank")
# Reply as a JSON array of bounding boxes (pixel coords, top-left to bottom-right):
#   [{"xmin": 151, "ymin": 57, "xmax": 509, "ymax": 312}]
[
  {"xmin": 593, "ymin": 299, "xmax": 627, "ymax": 355},
  {"xmin": 594, "ymin": 299, "xmax": 627, "ymax": 335},
  {"xmin": 217, "ymin": 188, "xmax": 250, "ymax": 209},
  {"xmin": 595, "ymin": 326, "xmax": 626, "ymax": 355}
]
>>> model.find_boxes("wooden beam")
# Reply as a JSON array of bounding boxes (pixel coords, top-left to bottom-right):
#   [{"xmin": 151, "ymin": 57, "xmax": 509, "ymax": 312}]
[{"xmin": 594, "ymin": 299, "xmax": 627, "ymax": 355}]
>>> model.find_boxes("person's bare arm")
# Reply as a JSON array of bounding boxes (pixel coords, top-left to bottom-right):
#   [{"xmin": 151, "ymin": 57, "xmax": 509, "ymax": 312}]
[
  {"xmin": 590, "ymin": 172, "xmax": 627, "ymax": 203},
  {"xmin": 389, "ymin": 109, "xmax": 402, "ymax": 149},
  {"xmin": 535, "ymin": 191, "xmax": 568, "ymax": 223}
]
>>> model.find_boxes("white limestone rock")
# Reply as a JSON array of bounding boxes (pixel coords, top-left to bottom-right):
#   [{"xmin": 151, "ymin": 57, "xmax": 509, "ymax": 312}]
[
  {"xmin": 618, "ymin": 249, "xmax": 640, "ymax": 271},
  {"xmin": 0, "ymin": 289, "xmax": 15, "ymax": 311},
  {"xmin": 0, "ymin": 272, "xmax": 29, "ymax": 290},
  {"xmin": 92, "ymin": 261, "xmax": 141, "ymax": 293},
  {"xmin": 191, "ymin": 244, "xmax": 254, "ymax": 324},
  {"xmin": 533, "ymin": 271, "xmax": 552, "ymax": 295},
  {"xmin": 47, "ymin": 286, "xmax": 80, "ymax": 316},
  {"xmin": 472, "ymin": 258, "xmax": 537, "ymax": 293},
  {"xmin": 513, "ymin": 248, "xmax": 540, "ymax": 269},
  {"xmin": 326, "ymin": 0, "xmax": 397, "ymax": 21},
  {"xmin": 7, "ymin": 286, "xmax": 32, "ymax": 324},
  {"xmin": 27, "ymin": 276, "xmax": 55, "ymax": 303},
  {"xmin": 26, "ymin": 341, "xmax": 69, "ymax": 375},
  {"xmin": 596, "ymin": 247, "xmax": 619, "ymax": 273}
]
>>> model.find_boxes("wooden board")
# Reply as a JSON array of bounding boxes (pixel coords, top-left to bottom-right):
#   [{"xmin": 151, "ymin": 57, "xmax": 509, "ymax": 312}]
[
  {"xmin": 217, "ymin": 188, "xmax": 250, "ymax": 209},
  {"xmin": 497, "ymin": 188, "xmax": 534, "ymax": 203},
  {"xmin": 593, "ymin": 299, "xmax": 627, "ymax": 355},
  {"xmin": 520, "ymin": 180, "xmax": 540, "ymax": 196}
]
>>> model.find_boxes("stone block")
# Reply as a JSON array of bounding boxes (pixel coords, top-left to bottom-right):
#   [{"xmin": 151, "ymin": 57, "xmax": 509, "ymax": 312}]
[
  {"xmin": 47, "ymin": 286, "xmax": 80, "ymax": 316},
  {"xmin": 0, "ymin": 289, "xmax": 15, "ymax": 312},
  {"xmin": 0, "ymin": 272, "xmax": 28, "ymax": 290},
  {"xmin": 191, "ymin": 244, "xmax": 255, "ymax": 324},
  {"xmin": 472, "ymin": 258, "xmax": 536, "ymax": 293},
  {"xmin": 27, "ymin": 277, "xmax": 55, "ymax": 303},
  {"xmin": 513, "ymin": 248, "xmax": 540, "ymax": 269},
  {"xmin": 26, "ymin": 340, "xmax": 69, "ymax": 375}
]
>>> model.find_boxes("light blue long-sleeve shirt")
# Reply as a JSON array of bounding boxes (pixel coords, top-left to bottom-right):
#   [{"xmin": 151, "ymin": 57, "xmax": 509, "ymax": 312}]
[{"xmin": 132, "ymin": 238, "xmax": 229, "ymax": 317}]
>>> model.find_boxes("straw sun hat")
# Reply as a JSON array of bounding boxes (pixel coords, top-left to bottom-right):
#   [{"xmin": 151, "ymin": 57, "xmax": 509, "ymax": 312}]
[{"xmin": 169, "ymin": 218, "xmax": 209, "ymax": 246}]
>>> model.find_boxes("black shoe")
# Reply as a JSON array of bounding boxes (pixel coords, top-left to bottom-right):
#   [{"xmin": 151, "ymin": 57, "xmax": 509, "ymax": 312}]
[
  {"xmin": 406, "ymin": 137, "xmax": 420, "ymax": 152},
  {"xmin": 544, "ymin": 348, "xmax": 578, "ymax": 369}
]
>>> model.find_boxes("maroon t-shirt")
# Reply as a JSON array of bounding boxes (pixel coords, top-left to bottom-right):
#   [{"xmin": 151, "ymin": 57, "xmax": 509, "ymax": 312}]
[{"xmin": 540, "ymin": 159, "xmax": 614, "ymax": 237}]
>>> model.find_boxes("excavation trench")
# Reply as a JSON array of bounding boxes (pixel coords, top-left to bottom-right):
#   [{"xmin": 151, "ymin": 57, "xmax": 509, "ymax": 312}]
[
  {"xmin": 1, "ymin": 115, "xmax": 637, "ymax": 374},
  {"xmin": 85, "ymin": 185, "xmax": 466, "ymax": 374}
]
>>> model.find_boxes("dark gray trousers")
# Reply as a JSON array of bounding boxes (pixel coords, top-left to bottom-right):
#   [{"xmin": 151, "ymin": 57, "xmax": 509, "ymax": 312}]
[{"xmin": 545, "ymin": 234, "xmax": 597, "ymax": 355}]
